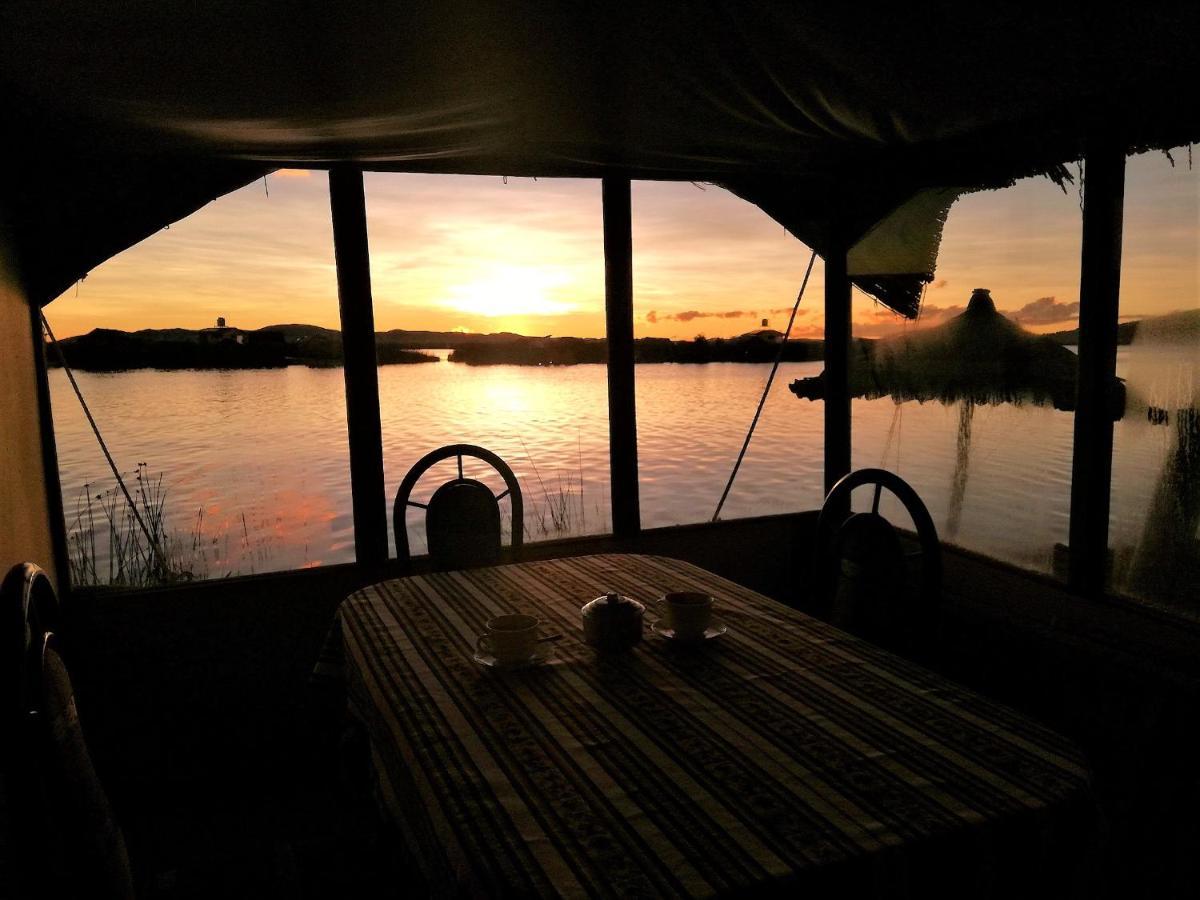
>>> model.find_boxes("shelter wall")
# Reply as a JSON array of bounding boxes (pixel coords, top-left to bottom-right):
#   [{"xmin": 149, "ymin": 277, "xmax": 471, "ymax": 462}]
[{"xmin": 0, "ymin": 234, "xmax": 57, "ymax": 585}]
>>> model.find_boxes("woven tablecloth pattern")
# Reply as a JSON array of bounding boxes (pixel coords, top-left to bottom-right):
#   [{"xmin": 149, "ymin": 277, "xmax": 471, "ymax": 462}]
[{"xmin": 338, "ymin": 554, "xmax": 1093, "ymax": 898}]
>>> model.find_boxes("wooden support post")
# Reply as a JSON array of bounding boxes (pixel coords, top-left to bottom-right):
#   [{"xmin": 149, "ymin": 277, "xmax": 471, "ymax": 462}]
[
  {"xmin": 1069, "ymin": 144, "xmax": 1125, "ymax": 595},
  {"xmin": 29, "ymin": 302, "xmax": 71, "ymax": 593},
  {"xmin": 824, "ymin": 243, "xmax": 852, "ymax": 504},
  {"xmin": 602, "ymin": 177, "xmax": 641, "ymax": 539},
  {"xmin": 329, "ymin": 166, "xmax": 389, "ymax": 566}
]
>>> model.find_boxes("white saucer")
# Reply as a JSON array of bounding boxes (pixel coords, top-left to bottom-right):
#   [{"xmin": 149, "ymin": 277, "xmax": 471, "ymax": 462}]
[
  {"xmin": 473, "ymin": 646, "xmax": 555, "ymax": 670},
  {"xmin": 652, "ymin": 621, "xmax": 727, "ymax": 642}
]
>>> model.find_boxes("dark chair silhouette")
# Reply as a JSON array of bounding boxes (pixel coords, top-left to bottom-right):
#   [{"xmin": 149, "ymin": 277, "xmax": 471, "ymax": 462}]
[
  {"xmin": 2, "ymin": 563, "xmax": 135, "ymax": 900},
  {"xmin": 2, "ymin": 562, "xmax": 59, "ymax": 730},
  {"xmin": 37, "ymin": 632, "xmax": 136, "ymax": 900},
  {"xmin": 814, "ymin": 469, "xmax": 941, "ymax": 653},
  {"xmin": 393, "ymin": 444, "xmax": 524, "ymax": 570}
]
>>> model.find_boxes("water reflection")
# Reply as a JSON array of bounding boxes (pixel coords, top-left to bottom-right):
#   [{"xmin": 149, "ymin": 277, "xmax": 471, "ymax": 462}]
[
  {"xmin": 50, "ymin": 356, "xmax": 1146, "ymax": 585},
  {"xmin": 1112, "ymin": 317, "xmax": 1200, "ymax": 608}
]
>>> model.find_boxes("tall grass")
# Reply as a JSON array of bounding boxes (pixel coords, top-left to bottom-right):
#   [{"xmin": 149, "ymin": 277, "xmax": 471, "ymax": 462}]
[
  {"xmin": 66, "ymin": 463, "xmax": 211, "ymax": 588},
  {"xmin": 516, "ymin": 438, "xmax": 606, "ymax": 541}
]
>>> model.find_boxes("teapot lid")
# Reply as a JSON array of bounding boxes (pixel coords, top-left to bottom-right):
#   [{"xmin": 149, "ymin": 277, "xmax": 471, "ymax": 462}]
[{"xmin": 583, "ymin": 590, "xmax": 644, "ymax": 611}]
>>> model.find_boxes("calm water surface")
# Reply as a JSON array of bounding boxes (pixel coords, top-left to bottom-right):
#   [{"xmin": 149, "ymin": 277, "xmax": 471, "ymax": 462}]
[{"xmin": 49, "ymin": 349, "xmax": 1165, "ymax": 582}]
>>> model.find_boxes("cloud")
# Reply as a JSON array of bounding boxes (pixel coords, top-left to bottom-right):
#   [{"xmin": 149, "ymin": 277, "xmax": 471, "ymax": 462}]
[
  {"xmin": 931, "ymin": 279, "xmax": 948, "ymax": 289},
  {"xmin": 768, "ymin": 307, "xmax": 811, "ymax": 316},
  {"xmin": 1006, "ymin": 296, "xmax": 1080, "ymax": 325},
  {"xmin": 655, "ymin": 309, "xmax": 758, "ymax": 323}
]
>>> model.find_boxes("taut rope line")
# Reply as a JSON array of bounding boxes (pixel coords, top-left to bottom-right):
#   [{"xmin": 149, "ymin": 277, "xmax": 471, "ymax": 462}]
[{"xmin": 712, "ymin": 249, "xmax": 818, "ymax": 521}]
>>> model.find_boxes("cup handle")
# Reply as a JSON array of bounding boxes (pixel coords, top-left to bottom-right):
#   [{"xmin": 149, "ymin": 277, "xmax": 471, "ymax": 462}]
[{"xmin": 476, "ymin": 635, "xmax": 494, "ymax": 654}]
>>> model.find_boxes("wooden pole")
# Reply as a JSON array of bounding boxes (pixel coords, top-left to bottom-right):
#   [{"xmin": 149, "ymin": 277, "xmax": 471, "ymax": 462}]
[
  {"xmin": 29, "ymin": 302, "xmax": 71, "ymax": 593},
  {"xmin": 1068, "ymin": 143, "xmax": 1125, "ymax": 595},
  {"xmin": 824, "ymin": 243, "xmax": 852, "ymax": 504},
  {"xmin": 329, "ymin": 166, "xmax": 388, "ymax": 566},
  {"xmin": 602, "ymin": 177, "xmax": 641, "ymax": 539}
]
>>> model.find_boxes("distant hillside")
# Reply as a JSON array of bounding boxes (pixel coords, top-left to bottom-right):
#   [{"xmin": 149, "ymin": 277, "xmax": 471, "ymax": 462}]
[
  {"xmin": 50, "ymin": 325, "xmax": 438, "ymax": 371},
  {"xmin": 1046, "ymin": 310, "xmax": 1200, "ymax": 346},
  {"xmin": 375, "ymin": 327, "xmax": 527, "ymax": 348},
  {"xmin": 264, "ymin": 324, "xmax": 835, "ymax": 367},
  {"xmin": 1045, "ymin": 320, "xmax": 1140, "ymax": 346},
  {"xmin": 49, "ymin": 322, "xmax": 851, "ymax": 371},
  {"xmin": 263, "ymin": 324, "xmax": 527, "ymax": 347},
  {"xmin": 256, "ymin": 324, "xmax": 439, "ymax": 366},
  {"xmin": 450, "ymin": 333, "xmax": 832, "ymax": 366},
  {"xmin": 48, "ymin": 327, "xmax": 289, "ymax": 371}
]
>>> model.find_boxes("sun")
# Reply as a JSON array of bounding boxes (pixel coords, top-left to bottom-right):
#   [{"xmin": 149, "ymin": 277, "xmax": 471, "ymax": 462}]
[{"xmin": 443, "ymin": 264, "xmax": 575, "ymax": 317}]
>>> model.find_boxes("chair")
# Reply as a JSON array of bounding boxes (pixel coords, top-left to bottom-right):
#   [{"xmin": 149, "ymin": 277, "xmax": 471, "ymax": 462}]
[
  {"xmin": 2, "ymin": 562, "xmax": 59, "ymax": 727},
  {"xmin": 814, "ymin": 469, "xmax": 942, "ymax": 652},
  {"xmin": 1, "ymin": 563, "xmax": 134, "ymax": 899},
  {"xmin": 393, "ymin": 444, "xmax": 523, "ymax": 570},
  {"xmin": 37, "ymin": 632, "xmax": 136, "ymax": 900}
]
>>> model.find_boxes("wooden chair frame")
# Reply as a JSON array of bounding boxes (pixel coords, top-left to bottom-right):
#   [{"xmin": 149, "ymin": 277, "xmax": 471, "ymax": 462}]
[
  {"xmin": 3, "ymin": 562, "xmax": 59, "ymax": 722},
  {"xmin": 392, "ymin": 444, "xmax": 524, "ymax": 564}
]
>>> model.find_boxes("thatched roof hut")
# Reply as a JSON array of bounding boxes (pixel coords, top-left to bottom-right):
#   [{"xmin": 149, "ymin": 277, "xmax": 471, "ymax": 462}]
[{"xmin": 790, "ymin": 288, "xmax": 1111, "ymax": 412}]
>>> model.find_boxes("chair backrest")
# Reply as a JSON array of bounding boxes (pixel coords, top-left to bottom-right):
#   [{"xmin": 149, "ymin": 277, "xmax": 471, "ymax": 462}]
[
  {"xmin": 827, "ymin": 512, "xmax": 909, "ymax": 638},
  {"xmin": 814, "ymin": 469, "xmax": 941, "ymax": 653},
  {"xmin": 1, "ymin": 562, "xmax": 61, "ymax": 897},
  {"xmin": 393, "ymin": 444, "xmax": 523, "ymax": 569},
  {"xmin": 2, "ymin": 562, "xmax": 59, "ymax": 739},
  {"xmin": 2, "ymin": 565, "xmax": 134, "ymax": 899},
  {"xmin": 37, "ymin": 633, "xmax": 136, "ymax": 900}
]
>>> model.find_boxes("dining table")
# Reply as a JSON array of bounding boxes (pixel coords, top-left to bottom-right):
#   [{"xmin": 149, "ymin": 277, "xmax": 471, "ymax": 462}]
[{"xmin": 327, "ymin": 553, "xmax": 1095, "ymax": 898}]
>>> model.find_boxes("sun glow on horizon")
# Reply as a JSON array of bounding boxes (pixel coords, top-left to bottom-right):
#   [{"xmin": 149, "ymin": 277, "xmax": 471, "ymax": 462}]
[
  {"xmin": 442, "ymin": 264, "xmax": 577, "ymax": 318},
  {"xmin": 44, "ymin": 155, "xmax": 1195, "ymax": 341}
]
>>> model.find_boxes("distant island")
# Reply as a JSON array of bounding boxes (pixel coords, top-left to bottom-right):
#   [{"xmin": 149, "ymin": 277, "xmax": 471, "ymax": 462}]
[
  {"xmin": 47, "ymin": 322, "xmax": 444, "ymax": 371},
  {"xmin": 48, "ymin": 321, "xmax": 834, "ymax": 371},
  {"xmin": 449, "ymin": 331, "xmax": 828, "ymax": 366},
  {"xmin": 48, "ymin": 309, "xmax": 1197, "ymax": 372},
  {"xmin": 1045, "ymin": 309, "xmax": 1200, "ymax": 346}
]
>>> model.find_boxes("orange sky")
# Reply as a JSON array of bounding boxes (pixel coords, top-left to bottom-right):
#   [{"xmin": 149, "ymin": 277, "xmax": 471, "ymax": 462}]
[{"xmin": 47, "ymin": 150, "xmax": 1197, "ymax": 340}]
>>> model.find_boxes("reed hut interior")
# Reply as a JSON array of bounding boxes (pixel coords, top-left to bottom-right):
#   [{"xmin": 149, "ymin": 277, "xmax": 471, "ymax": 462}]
[{"xmin": 2, "ymin": 5, "xmax": 1199, "ymax": 898}]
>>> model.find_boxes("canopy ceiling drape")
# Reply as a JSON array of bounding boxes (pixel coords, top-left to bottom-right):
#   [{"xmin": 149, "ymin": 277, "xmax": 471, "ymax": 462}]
[{"xmin": 1, "ymin": 3, "xmax": 1197, "ymax": 312}]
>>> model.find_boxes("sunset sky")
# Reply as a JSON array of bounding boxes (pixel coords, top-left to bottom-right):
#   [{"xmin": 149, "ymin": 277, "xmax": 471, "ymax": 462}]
[{"xmin": 47, "ymin": 150, "xmax": 1197, "ymax": 340}]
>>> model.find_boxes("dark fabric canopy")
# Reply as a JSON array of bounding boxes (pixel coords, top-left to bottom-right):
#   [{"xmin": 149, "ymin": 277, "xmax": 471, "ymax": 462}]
[{"xmin": 2, "ymin": 3, "xmax": 1198, "ymax": 308}]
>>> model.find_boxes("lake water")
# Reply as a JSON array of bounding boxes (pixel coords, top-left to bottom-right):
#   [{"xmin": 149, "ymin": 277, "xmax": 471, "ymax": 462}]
[{"xmin": 48, "ymin": 349, "xmax": 1168, "ymax": 584}]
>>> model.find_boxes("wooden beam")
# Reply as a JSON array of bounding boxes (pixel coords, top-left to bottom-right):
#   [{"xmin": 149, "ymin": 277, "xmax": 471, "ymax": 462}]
[
  {"xmin": 1068, "ymin": 144, "xmax": 1125, "ymax": 595},
  {"xmin": 29, "ymin": 303, "xmax": 71, "ymax": 593},
  {"xmin": 602, "ymin": 177, "xmax": 641, "ymax": 539},
  {"xmin": 329, "ymin": 166, "xmax": 388, "ymax": 566},
  {"xmin": 824, "ymin": 244, "xmax": 852, "ymax": 501}
]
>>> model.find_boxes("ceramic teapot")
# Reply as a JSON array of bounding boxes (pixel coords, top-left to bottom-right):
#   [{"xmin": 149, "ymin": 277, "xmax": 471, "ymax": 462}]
[{"xmin": 581, "ymin": 591, "xmax": 644, "ymax": 650}]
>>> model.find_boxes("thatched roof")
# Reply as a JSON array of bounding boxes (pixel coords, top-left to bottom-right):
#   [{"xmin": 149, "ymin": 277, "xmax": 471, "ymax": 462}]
[{"xmin": 790, "ymin": 289, "xmax": 1119, "ymax": 413}]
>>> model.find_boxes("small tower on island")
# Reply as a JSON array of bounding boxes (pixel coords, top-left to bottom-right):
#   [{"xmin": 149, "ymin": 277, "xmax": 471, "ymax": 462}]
[{"xmin": 217, "ymin": 316, "xmax": 227, "ymax": 328}]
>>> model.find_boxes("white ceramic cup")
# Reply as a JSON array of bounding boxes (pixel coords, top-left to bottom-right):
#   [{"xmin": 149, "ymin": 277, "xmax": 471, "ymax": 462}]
[
  {"xmin": 477, "ymin": 614, "xmax": 540, "ymax": 663},
  {"xmin": 657, "ymin": 592, "xmax": 714, "ymax": 639}
]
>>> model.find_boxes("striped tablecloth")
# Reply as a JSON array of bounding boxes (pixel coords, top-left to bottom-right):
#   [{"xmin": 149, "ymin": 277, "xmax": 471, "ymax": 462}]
[{"xmin": 337, "ymin": 554, "xmax": 1094, "ymax": 898}]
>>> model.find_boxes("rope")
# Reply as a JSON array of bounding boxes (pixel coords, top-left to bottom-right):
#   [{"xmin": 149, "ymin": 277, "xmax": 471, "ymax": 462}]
[
  {"xmin": 40, "ymin": 312, "xmax": 171, "ymax": 574},
  {"xmin": 712, "ymin": 249, "xmax": 818, "ymax": 521}
]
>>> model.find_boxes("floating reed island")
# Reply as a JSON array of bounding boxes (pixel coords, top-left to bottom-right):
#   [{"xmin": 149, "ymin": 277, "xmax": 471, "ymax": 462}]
[
  {"xmin": 450, "ymin": 332, "xmax": 830, "ymax": 365},
  {"xmin": 49, "ymin": 323, "xmax": 439, "ymax": 370},
  {"xmin": 51, "ymin": 307, "xmax": 1200, "ymax": 372},
  {"xmin": 51, "ymin": 323, "xmax": 835, "ymax": 370}
]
